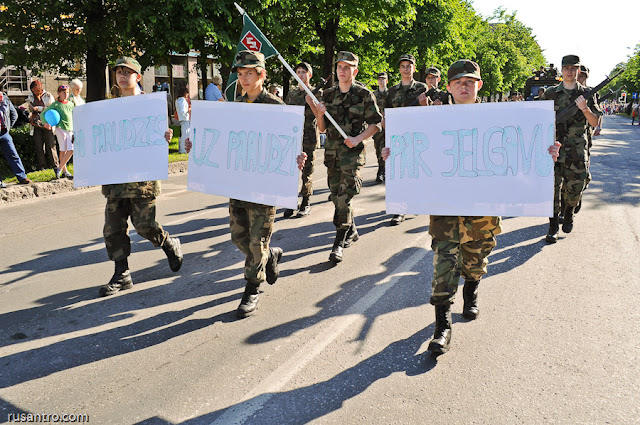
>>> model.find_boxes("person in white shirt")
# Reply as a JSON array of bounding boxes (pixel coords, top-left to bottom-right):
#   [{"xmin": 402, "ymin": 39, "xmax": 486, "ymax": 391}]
[{"xmin": 175, "ymin": 86, "xmax": 191, "ymax": 154}]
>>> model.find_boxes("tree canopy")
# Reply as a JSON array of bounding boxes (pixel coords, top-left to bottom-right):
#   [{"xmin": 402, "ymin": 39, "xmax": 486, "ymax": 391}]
[{"xmin": 1, "ymin": 0, "xmax": 549, "ymax": 100}]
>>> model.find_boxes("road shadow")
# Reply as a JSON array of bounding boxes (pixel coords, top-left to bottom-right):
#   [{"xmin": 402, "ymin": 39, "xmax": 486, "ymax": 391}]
[
  {"xmin": 134, "ymin": 326, "xmax": 437, "ymax": 425},
  {"xmin": 490, "ymin": 222, "xmax": 550, "ymax": 277},
  {"xmin": 247, "ymin": 246, "xmax": 433, "ymax": 346},
  {"xmin": 0, "ymin": 212, "xmax": 421, "ymax": 389},
  {"xmin": 0, "ymin": 297, "xmax": 238, "ymax": 389}
]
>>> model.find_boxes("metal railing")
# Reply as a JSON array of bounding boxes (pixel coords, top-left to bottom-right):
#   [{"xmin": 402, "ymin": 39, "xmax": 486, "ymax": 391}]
[{"xmin": 0, "ymin": 66, "xmax": 30, "ymax": 94}]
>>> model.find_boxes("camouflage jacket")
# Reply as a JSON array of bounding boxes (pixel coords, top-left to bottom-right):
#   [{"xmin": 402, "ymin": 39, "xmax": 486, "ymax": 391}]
[
  {"xmin": 321, "ymin": 83, "xmax": 382, "ymax": 154},
  {"xmin": 285, "ymin": 86, "xmax": 320, "ymax": 146},
  {"xmin": 385, "ymin": 80, "xmax": 428, "ymax": 108},
  {"xmin": 425, "ymin": 87, "xmax": 452, "ymax": 105},
  {"xmin": 237, "ymin": 88, "xmax": 284, "ymax": 105},
  {"xmin": 373, "ymin": 88, "xmax": 388, "ymax": 113},
  {"xmin": 542, "ymin": 82, "xmax": 602, "ymax": 163},
  {"xmin": 429, "ymin": 215, "xmax": 502, "ymax": 244}
]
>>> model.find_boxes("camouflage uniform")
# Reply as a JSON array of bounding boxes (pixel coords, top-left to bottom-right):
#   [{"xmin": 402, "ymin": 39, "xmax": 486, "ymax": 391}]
[
  {"xmin": 543, "ymin": 82, "xmax": 602, "ymax": 214},
  {"xmin": 423, "ymin": 66, "xmax": 450, "ymax": 105},
  {"xmin": 102, "ymin": 181, "xmax": 168, "ymax": 261},
  {"xmin": 230, "ymin": 87, "xmax": 284, "ymax": 284},
  {"xmin": 429, "ymin": 216, "xmax": 502, "ymax": 305},
  {"xmin": 285, "ymin": 85, "xmax": 321, "ymax": 199},
  {"xmin": 424, "ymin": 87, "xmax": 452, "ymax": 105},
  {"xmin": 372, "ymin": 86, "xmax": 388, "ymax": 175},
  {"xmin": 321, "ymin": 83, "xmax": 382, "ymax": 230},
  {"xmin": 385, "ymin": 79, "xmax": 428, "ymax": 109}
]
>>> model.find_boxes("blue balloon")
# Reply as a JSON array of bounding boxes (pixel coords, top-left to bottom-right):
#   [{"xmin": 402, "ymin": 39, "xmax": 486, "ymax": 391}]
[{"xmin": 44, "ymin": 109, "xmax": 61, "ymax": 126}]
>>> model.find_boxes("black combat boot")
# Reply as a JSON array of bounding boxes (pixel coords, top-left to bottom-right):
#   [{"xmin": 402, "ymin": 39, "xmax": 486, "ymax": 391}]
[
  {"xmin": 462, "ymin": 280, "xmax": 480, "ymax": 320},
  {"xmin": 297, "ymin": 197, "xmax": 311, "ymax": 217},
  {"xmin": 574, "ymin": 199, "xmax": 582, "ymax": 214},
  {"xmin": 545, "ymin": 215, "xmax": 560, "ymax": 244},
  {"xmin": 390, "ymin": 214, "xmax": 405, "ymax": 226},
  {"xmin": 236, "ymin": 282, "xmax": 260, "ymax": 318},
  {"xmin": 375, "ymin": 164, "xmax": 385, "ymax": 183},
  {"xmin": 162, "ymin": 237, "xmax": 183, "ymax": 272},
  {"xmin": 343, "ymin": 222, "xmax": 359, "ymax": 248},
  {"xmin": 562, "ymin": 205, "xmax": 575, "ymax": 234},
  {"xmin": 559, "ymin": 198, "xmax": 566, "ymax": 224},
  {"xmin": 428, "ymin": 304, "xmax": 452, "ymax": 355},
  {"xmin": 329, "ymin": 229, "xmax": 348, "ymax": 263},
  {"xmin": 99, "ymin": 258, "xmax": 133, "ymax": 297},
  {"xmin": 266, "ymin": 247, "xmax": 283, "ymax": 284}
]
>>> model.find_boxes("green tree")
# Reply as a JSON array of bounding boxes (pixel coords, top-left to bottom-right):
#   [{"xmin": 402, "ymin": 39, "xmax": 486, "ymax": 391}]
[
  {"xmin": 0, "ymin": 0, "xmax": 244, "ymax": 101},
  {"xmin": 473, "ymin": 8, "xmax": 545, "ymax": 99}
]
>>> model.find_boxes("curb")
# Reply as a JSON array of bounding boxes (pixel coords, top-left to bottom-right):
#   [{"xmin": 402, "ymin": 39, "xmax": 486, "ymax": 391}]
[{"xmin": 0, "ymin": 161, "xmax": 189, "ymax": 206}]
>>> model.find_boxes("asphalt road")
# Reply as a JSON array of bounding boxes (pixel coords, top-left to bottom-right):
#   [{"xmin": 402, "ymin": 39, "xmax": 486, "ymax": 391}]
[{"xmin": 0, "ymin": 115, "xmax": 638, "ymax": 424}]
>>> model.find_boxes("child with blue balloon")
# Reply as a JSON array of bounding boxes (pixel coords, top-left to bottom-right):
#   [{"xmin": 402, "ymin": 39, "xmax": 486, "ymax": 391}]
[{"xmin": 42, "ymin": 84, "xmax": 75, "ymax": 179}]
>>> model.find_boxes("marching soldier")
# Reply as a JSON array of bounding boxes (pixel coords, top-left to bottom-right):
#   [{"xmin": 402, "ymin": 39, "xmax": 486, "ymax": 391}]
[
  {"xmin": 543, "ymin": 55, "xmax": 602, "ymax": 243},
  {"xmin": 310, "ymin": 51, "xmax": 383, "ymax": 263},
  {"xmin": 418, "ymin": 66, "xmax": 452, "ymax": 106},
  {"xmin": 99, "ymin": 57, "xmax": 183, "ymax": 297},
  {"xmin": 284, "ymin": 62, "xmax": 321, "ymax": 217},
  {"xmin": 372, "ymin": 72, "xmax": 388, "ymax": 183},
  {"xmin": 382, "ymin": 60, "xmax": 560, "ymax": 355},
  {"xmin": 186, "ymin": 51, "xmax": 306, "ymax": 318},
  {"xmin": 384, "ymin": 54, "xmax": 428, "ymax": 226},
  {"xmin": 571, "ymin": 64, "xmax": 602, "ymax": 216}
]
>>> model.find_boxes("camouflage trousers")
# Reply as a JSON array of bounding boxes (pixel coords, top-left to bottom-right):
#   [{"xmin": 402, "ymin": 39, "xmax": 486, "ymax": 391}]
[
  {"xmin": 104, "ymin": 197, "xmax": 168, "ymax": 261},
  {"xmin": 429, "ymin": 236, "xmax": 497, "ymax": 305},
  {"xmin": 300, "ymin": 143, "xmax": 316, "ymax": 199},
  {"xmin": 554, "ymin": 160, "xmax": 588, "ymax": 215},
  {"xmin": 325, "ymin": 153, "xmax": 363, "ymax": 230},
  {"xmin": 229, "ymin": 199, "xmax": 275, "ymax": 284},
  {"xmin": 373, "ymin": 131, "xmax": 385, "ymax": 169}
]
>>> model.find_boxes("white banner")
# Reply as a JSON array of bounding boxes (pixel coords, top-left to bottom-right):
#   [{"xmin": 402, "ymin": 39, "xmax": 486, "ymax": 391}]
[
  {"xmin": 187, "ymin": 100, "xmax": 305, "ymax": 209},
  {"xmin": 385, "ymin": 101, "xmax": 555, "ymax": 217},
  {"xmin": 72, "ymin": 92, "xmax": 169, "ymax": 187}
]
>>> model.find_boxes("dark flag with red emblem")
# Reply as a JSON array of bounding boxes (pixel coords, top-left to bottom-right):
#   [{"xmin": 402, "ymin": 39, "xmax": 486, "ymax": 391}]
[{"xmin": 224, "ymin": 9, "xmax": 278, "ymax": 101}]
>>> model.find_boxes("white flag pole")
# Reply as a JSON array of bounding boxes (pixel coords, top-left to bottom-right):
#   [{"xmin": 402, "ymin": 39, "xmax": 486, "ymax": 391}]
[
  {"xmin": 234, "ymin": 2, "xmax": 349, "ymax": 141},
  {"xmin": 276, "ymin": 55, "xmax": 349, "ymax": 140}
]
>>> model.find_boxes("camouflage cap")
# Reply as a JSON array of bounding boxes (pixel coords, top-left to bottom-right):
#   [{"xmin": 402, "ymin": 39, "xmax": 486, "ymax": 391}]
[
  {"xmin": 232, "ymin": 50, "xmax": 265, "ymax": 72},
  {"xmin": 295, "ymin": 62, "xmax": 312, "ymax": 73},
  {"xmin": 377, "ymin": 72, "xmax": 388, "ymax": 79},
  {"xmin": 425, "ymin": 66, "xmax": 441, "ymax": 78},
  {"xmin": 447, "ymin": 60, "xmax": 481, "ymax": 81},
  {"xmin": 335, "ymin": 51, "xmax": 359, "ymax": 66},
  {"xmin": 113, "ymin": 57, "xmax": 142, "ymax": 74},
  {"xmin": 561, "ymin": 55, "xmax": 580, "ymax": 67},
  {"xmin": 579, "ymin": 64, "xmax": 589, "ymax": 76},
  {"xmin": 398, "ymin": 54, "xmax": 416, "ymax": 65}
]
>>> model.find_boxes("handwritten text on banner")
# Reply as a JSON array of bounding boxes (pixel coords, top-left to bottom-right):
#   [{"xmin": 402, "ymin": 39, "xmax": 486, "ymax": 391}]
[
  {"xmin": 72, "ymin": 92, "xmax": 169, "ymax": 187},
  {"xmin": 385, "ymin": 101, "xmax": 555, "ymax": 217},
  {"xmin": 187, "ymin": 101, "xmax": 304, "ymax": 209}
]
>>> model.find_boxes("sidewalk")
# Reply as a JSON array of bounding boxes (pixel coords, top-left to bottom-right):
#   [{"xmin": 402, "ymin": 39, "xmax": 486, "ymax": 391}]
[{"xmin": 0, "ymin": 161, "xmax": 188, "ymax": 205}]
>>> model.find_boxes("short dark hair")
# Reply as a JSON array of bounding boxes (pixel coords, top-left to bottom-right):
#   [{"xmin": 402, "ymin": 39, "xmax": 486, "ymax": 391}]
[
  {"xmin": 30, "ymin": 80, "xmax": 43, "ymax": 91},
  {"xmin": 177, "ymin": 85, "xmax": 190, "ymax": 98}
]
